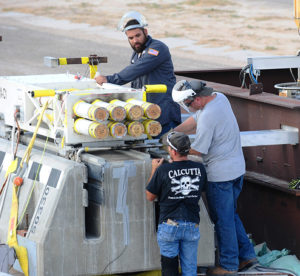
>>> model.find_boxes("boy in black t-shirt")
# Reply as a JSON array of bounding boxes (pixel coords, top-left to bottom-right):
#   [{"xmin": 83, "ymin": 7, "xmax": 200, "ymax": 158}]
[{"xmin": 146, "ymin": 131, "xmax": 207, "ymax": 276}]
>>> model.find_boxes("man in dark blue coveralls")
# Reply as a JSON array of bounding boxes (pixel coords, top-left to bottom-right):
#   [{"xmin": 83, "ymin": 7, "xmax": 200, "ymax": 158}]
[{"xmin": 95, "ymin": 11, "xmax": 181, "ymax": 136}]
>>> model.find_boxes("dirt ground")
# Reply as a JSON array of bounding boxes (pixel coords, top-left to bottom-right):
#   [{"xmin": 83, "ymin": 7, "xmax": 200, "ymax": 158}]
[{"xmin": 0, "ymin": 0, "xmax": 299, "ymax": 68}]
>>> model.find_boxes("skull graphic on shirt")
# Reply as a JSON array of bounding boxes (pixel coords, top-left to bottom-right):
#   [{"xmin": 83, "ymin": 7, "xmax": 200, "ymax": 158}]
[{"xmin": 171, "ymin": 176, "xmax": 200, "ymax": 195}]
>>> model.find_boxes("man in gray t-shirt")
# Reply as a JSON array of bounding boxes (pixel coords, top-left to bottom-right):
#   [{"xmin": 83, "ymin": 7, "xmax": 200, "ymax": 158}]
[
  {"xmin": 191, "ymin": 92, "xmax": 245, "ymax": 182},
  {"xmin": 171, "ymin": 80, "xmax": 257, "ymax": 276}
]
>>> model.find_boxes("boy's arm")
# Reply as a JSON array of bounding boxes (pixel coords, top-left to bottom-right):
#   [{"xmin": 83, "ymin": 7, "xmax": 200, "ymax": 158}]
[{"xmin": 146, "ymin": 158, "xmax": 163, "ymax": 201}]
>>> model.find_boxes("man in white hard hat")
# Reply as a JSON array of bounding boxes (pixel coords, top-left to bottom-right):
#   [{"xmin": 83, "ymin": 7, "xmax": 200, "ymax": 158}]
[
  {"xmin": 171, "ymin": 80, "xmax": 257, "ymax": 276},
  {"xmin": 95, "ymin": 11, "xmax": 181, "ymax": 136}
]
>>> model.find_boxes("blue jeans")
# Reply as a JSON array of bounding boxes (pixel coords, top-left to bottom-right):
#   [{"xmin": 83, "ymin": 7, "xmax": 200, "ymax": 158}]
[
  {"xmin": 157, "ymin": 221, "xmax": 200, "ymax": 276},
  {"xmin": 206, "ymin": 175, "xmax": 256, "ymax": 271}
]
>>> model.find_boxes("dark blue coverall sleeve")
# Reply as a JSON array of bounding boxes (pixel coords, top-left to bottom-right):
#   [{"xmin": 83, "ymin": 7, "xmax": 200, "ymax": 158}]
[{"xmin": 106, "ymin": 42, "xmax": 169, "ymax": 85}]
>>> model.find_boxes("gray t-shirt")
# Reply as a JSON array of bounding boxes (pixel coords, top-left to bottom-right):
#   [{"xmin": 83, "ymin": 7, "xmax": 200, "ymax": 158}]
[{"xmin": 192, "ymin": 92, "xmax": 245, "ymax": 182}]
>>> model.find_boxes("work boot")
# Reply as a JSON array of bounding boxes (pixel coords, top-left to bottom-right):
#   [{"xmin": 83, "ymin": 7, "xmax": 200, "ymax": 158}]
[
  {"xmin": 238, "ymin": 258, "xmax": 258, "ymax": 271},
  {"xmin": 161, "ymin": 255, "xmax": 179, "ymax": 276},
  {"xmin": 207, "ymin": 266, "xmax": 238, "ymax": 276}
]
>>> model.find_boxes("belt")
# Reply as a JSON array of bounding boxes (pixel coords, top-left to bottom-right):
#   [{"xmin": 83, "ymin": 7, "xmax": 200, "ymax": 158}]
[{"xmin": 166, "ymin": 219, "xmax": 198, "ymax": 228}]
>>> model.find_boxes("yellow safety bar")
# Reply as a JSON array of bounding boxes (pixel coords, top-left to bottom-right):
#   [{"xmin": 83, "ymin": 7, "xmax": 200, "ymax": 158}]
[
  {"xmin": 57, "ymin": 56, "xmax": 107, "ymax": 79},
  {"xmin": 30, "ymin": 88, "xmax": 87, "ymax": 98},
  {"xmin": 30, "ymin": 89, "xmax": 56, "ymax": 98},
  {"xmin": 142, "ymin": 84, "xmax": 167, "ymax": 101}
]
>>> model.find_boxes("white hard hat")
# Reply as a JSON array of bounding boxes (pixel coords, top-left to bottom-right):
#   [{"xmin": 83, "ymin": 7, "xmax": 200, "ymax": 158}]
[
  {"xmin": 118, "ymin": 11, "xmax": 148, "ymax": 32},
  {"xmin": 172, "ymin": 80, "xmax": 213, "ymax": 112},
  {"xmin": 172, "ymin": 80, "xmax": 197, "ymax": 112}
]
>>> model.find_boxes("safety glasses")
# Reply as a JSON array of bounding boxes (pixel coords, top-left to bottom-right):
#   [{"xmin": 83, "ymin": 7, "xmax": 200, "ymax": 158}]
[
  {"xmin": 166, "ymin": 131, "xmax": 178, "ymax": 151},
  {"xmin": 184, "ymin": 98, "xmax": 195, "ymax": 107}
]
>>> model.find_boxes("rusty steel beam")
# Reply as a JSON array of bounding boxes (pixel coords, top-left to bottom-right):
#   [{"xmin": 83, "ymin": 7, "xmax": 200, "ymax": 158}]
[
  {"xmin": 239, "ymin": 175, "xmax": 300, "ymax": 258},
  {"xmin": 176, "ymin": 68, "xmax": 297, "ymax": 95}
]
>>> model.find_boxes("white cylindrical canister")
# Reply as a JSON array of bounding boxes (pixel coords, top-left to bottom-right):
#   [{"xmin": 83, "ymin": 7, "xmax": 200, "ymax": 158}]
[
  {"xmin": 74, "ymin": 118, "xmax": 109, "ymax": 139},
  {"xmin": 124, "ymin": 120, "xmax": 145, "ymax": 137},
  {"xmin": 107, "ymin": 121, "xmax": 127, "ymax": 138},
  {"xmin": 127, "ymin": 98, "xmax": 161, "ymax": 120},
  {"xmin": 110, "ymin": 99, "xmax": 144, "ymax": 121},
  {"xmin": 92, "ymin": 99, "xmax": 126, "ymax": 122},
  {"xmin": 142, "ymin": 119, "xmax": 162, "ymax": 137},
  {"xmin": 73, "ymin": 100, "xmax": 109, "ymax": 122}
]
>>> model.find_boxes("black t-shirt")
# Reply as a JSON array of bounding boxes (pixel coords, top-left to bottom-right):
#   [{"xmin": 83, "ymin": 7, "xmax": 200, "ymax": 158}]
[{"xmin": 146, "ymin": 160, "xmax": 207, "ymax": 224}]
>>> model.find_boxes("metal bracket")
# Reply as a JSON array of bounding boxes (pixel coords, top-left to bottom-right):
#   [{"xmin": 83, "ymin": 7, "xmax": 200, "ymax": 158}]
[
  {"xmin": 240, "ymin": 125, "xmax": 299, "ymax": 147},
  {"xmin": 82, "ymin": 188, "xmax": 88, "ymax": 207},
  {"xmin": 187, "ymin": 125, "xmax": 299, "ymax": 147},
  {"xmin": 248, "ymin": 55, "xmax": 300, "ymax": 70},
  {"xmin": 249, "ymin": 83, "xmax": 263, "ymax": 95}
]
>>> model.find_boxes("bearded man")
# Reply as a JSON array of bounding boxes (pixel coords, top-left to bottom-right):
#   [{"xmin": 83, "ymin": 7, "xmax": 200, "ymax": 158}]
[{"xmin": 95, "ymin": 11, "xmax": 181, "ymax": 136}]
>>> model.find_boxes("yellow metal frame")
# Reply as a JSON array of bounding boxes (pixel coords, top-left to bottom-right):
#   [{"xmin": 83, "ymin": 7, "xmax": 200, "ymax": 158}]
[
  {"xmin": 295, "ymin": 0, "xmax": 300, "ymax": 29},
  {"xmin": 142, "ymin": 84, "xmax": 167, "ymax": 101},
  {"xmin": 58, "ymin": 57, "xmax": 99, "ymax": 79}
]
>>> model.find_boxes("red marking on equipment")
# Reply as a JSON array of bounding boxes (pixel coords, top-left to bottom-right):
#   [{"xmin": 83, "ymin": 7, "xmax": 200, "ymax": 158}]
[
  {"xmin": 10, "ymin": 217, "xmax": 15, "ymax": 231},
  {"xmin": 14, "ymin": 177, "xmax": 23, "ymax": 186}
]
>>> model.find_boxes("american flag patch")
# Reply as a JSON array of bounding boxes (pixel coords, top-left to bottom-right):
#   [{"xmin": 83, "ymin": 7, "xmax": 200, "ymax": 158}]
[{"xmin": 148, "ymin": 48, "xmax": 159, "ymax": 56}]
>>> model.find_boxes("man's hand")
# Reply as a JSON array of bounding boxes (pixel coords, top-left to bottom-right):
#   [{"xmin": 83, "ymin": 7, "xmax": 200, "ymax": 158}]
[
  {"xmin": 95, "ymin": 75, "xmax": 108, "ymax": 85},
  {"xmin": 151, "ymin": 158, "xmax": 164, "ymax": 171},
  {"xmin": 146, "ymin": 158, "xmax": 163, "ymax": 201},
  {"xmin": 147, "ymin": 158, "xmax": 164, "ymax": 184}
]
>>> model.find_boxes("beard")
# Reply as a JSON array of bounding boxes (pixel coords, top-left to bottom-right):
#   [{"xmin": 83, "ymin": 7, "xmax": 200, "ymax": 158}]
[
  {"xmin": 131, "ymin": 42, "xmax": 146, "ymax": 53},
  {"xmin": 130, "ymin": 34, "xmax": 147, "ymax": 53}
]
